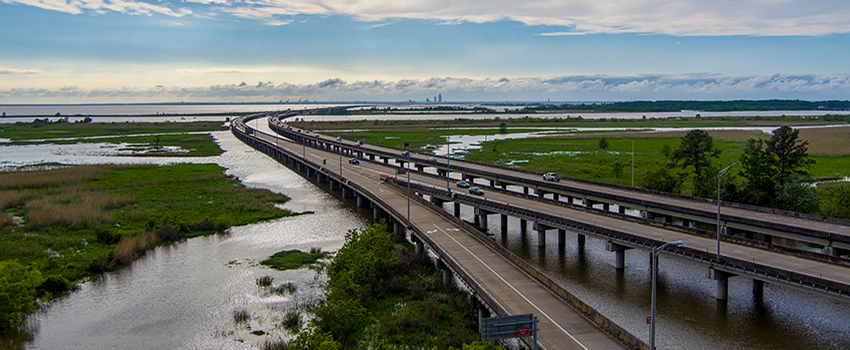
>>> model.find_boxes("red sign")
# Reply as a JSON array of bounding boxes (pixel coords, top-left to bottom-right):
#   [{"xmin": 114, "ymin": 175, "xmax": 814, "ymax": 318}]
[
  {"xmin": 646, "ymin": 316, "xmax": 652, "ymax": 324},
  {"xmin": 517, "ymin": 327, "xmax": 530, "ymax": 336}
]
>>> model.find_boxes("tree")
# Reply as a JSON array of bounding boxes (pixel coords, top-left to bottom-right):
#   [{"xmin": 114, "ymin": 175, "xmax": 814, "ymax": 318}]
[
  {"xmin": 692, "ymin": 165, "xmax": 719, "ymax": 199},
  {"xmin": 661, "ymin": 144, "xmax": 672, "ymax": 158},
  {"xmin": 498, "ymin": 122, "xmax": 507, "ymax": 134},
  {"xmin": 640, "ymin": 167, "xmax": 681, "ymax": 194},
  {"xmin": 739, "ymin": 139, "xmax": 775, "ymax": 207},
  {"xmin": 611, "ymin": 161, "xmax": 624, "ymax": 179},
  {"xmin": 764, "ymin": 126, "xmax": 815, "ymax": 187},
  {"xmin": 669, "ymin": 130, "xmax": 721, "ymax": 176},
  {"xmin": 820, "ymin": 184, "xmax": 850, "ymax": 219},
  {"xmin": 598, "ymin": 137, "xmax": 609, "ymax": 150}
]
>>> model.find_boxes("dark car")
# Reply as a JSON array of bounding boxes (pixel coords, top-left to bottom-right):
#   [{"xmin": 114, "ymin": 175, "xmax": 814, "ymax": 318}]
[
  {"xmin": 336, "ymin": 136, "xmax": 343, "ymax": 141},
  {"xmin": 468, "ymin": 187, "xmax": 484, "ymax": 195},
  {"xmin": 428, "ymin": 156, "xmax": 437, "ymax": 162},
  {"xmin": 348, "ymin": 158, "xmax": 360, "ymax": 165},
  {"xmin": 355, "ymin": 141, "xmax": 363, "ymax": 146},
  {"xmin": 401, "ymin": 151, "xmax": 410, "ymax": 157},
  {"xmin": 456, "ymin": 180, "xmax": 471, "ymax": 188}
]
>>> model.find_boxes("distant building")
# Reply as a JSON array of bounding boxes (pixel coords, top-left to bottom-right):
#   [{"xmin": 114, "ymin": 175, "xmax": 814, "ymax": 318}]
[
  {"xmin": 426, "ymin": 98, "xmax": 431, "ymax": 102},
  {"xmin": 438, "ymin": 94, "xmax": 442, "ymax": 102}
]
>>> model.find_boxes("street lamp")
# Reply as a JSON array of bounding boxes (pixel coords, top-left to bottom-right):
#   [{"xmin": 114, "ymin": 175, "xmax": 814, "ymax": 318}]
[
  {"xmin": 650, "ymin": 240, "xmax": 683, "ymax": 350},
  {"xmin": 446, "ymin": 121, "xmax": 451, "ymax": 192},
  {"xmin": 617, "ymin": 136, "xmax": 635, "ymax": 187},
  {"xmin": 717, "ymin": 162, "xmax": 741, "ymax": 259}
]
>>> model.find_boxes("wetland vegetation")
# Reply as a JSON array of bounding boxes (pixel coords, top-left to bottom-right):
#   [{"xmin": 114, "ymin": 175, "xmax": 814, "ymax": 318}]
[{"xmin": 0, "ymin": 163, "xmax": 297, "ymax": 329}]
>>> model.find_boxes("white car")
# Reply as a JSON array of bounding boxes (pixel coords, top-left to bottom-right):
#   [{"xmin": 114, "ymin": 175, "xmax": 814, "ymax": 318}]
[{"xmin": 543, "ymin": 173, "xmax": 561, "ymax": 182}]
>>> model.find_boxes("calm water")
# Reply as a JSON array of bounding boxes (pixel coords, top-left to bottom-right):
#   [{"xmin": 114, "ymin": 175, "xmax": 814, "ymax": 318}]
[
  {"xmin": 0, "ymin": 104, "xmax": 343, "ymax": 117},
  {"xmin": 1, "ymin": 117, "xmax": 848, "ymax": 349}
]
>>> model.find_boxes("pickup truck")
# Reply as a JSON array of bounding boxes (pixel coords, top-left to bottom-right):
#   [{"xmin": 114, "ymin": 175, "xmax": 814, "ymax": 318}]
[{"xmin": 543, "ymin": 172, "xmax": 561, "ymax": 182}]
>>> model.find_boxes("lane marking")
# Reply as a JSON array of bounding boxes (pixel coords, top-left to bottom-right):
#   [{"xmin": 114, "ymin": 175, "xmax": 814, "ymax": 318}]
[{"xmin": 432, "ymin": 223, "xmax": 590, "ymax": 350}]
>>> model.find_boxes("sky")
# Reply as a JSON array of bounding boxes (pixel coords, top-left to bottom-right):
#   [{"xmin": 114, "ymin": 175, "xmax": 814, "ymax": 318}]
[{"xmin": 1, "ymin": 0, "xmax": 850, "ymax": 103}]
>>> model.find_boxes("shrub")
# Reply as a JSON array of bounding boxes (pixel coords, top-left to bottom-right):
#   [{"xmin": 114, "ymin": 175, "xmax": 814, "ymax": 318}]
[
  {"xmin": 282, "ymin": 311, "xmax": 301, "ymax": 333},
  {"xmin": 233, "ymin": 309, "xmax": 251, "ymax": 324},
  {"xmin": 256, "ymin": 275, "xmax": 273, "ymax": 288}
]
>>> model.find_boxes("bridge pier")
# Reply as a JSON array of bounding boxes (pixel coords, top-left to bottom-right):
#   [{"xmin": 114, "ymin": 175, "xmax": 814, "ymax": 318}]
[
  {"xmin": 753, "ymin": 279, "xmax": 764, "ymax": 297},
  {"xmin": 342, "ymin": 186, "xmax": 354, "ymax": 199},
  {"xmin": 523, "ymin": 187, "xmax": 530, "ymax": 195},
  {"xmin": 500, "ymin": 214, "xmax": 508, "ymax": 238},
  {"xmin": 474, "ymin": 207, "xmax": 491, "ymax": 231},
  {"xmin": 707, "ymin": 267, "xmax": 737, "ymax": 301},
  {"xmin": 373, "ymin": 206, "xmax": 385, "ymax": 220},
  {"xmin": 520, "ymin": 219, "xmax": 528, "ymax": 234},
  {"xmin": 618, "ymin": 205, "xmax": 626, "ymax": 214},
  {"xmin": 454, "ymin": 202, "xmax": 461, "ymax": 218},
  {"xmin": 331, "ymin": 179, "xmax": 341, "ymax": 190},
  {"xmin": 533, "ymin": 222, "xmax": 551, "ymax": 248},
  {"xmin": 393, "ymin": 221, "xmax": 405, "ymax": 236},
  {"xmin": 606, "ymin": 241, "xmax": 633, "ymax": 270},
  {"xmin": 438, "ymin": 259, "xmax": 453, "ymax": 288},
  {"xmin": 558, "ymin": 229, "xmax": 566, "ymax": 247},
  {"xmin": 431, "ymin": 197, "xmax": 445, "ymax": 207},
  {"xmin": 577, "ymin": 233, "xmax": 586, "ymax": 248},
  {"xmin": 356, "ymin": 194, "xmax": 370, "ymax": 208}
]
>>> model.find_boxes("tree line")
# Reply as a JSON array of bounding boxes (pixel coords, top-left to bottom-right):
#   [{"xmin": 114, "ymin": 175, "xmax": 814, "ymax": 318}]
[{"xmin": 640, "ymin": 126, "xmax": 849, "ymax": 217}]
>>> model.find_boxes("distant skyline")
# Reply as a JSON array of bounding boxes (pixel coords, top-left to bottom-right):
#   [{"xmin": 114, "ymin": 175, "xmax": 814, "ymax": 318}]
[{"xmin": 2, "ymin": 1, "xmax": 850, "ymax": 103}]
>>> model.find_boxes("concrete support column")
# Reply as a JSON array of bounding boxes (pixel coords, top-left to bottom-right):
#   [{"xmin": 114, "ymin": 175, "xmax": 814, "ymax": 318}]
[
  {"xmin": 331, "ymin": 179, "xmax": 341, "ymax": 190},
  {"xmin": 753, "ymin": 279, "xmax": 764, "ymax": 297},
  {"xmin": 606, "ymin": 241, "xmax": 632, "ymax": 270},
  {"xmin": 501, "ymin": 184, "xmax": 508, "ymax": 190},
  {"xmin": 764, "ymin": 234, "xmax": 773, "ymax": 245},
  {"xmin": 342, "ymin": 187, "xmax": 354, "ymax": 198},
  {"xmin": 523, "ymin": 187, "xmax": 530, "ymax": 195},
  {"xmin": 454, "ymin": 202, "xmax": 461, "ymax": 218},
  {"xmin": 393, "ymin": 221, "xmax": 404, "ymax": 236},
  {"xmin": 602, "ymin": 203, "xmax": 610, "ymax": 212},
  {"xmin": 489, "ymin": 179, "xmax": 495, "ymax": 187},
  {"xmin": 664, "ymin": 215, "xmax": 674, "ymax": 224},
  {"xmin": 438, "ymin": 261, "xmax": 453, "ymax": 288},
  {"xmin": 577, "ymin": 234, "xmax": 586, "ymax": 247},
  {"xmin": 618, "ymin": 205, "xmax": 626, "ymax": 214},
  {"xmin": 373, "ymin": 206, "xmax": 384, "ymax": 220},
  {"xmin": 356, "ymin": 194, "xmax": 369, "ymax": 208},
  {"xmin": 500, "ymin": 214, "xmax": 508, "ymax": 235},
  {"xmin": 520, "ymin": 219, "xmax": 528, "ymax": 234},
  {"xmin": 558, "ymin": 229, "xmax": 566, "ymax": 247},
  {"xmin": 416, "ymin": 240, "xmax": 425, "ymax": 257},
  {"xmin": 431, "ymin": 197, "xmax": 444, "ymax": 207},
  {"xmin": 416, "ymin": 165, "xmax": 424, "ymax": 172},
  {"xmin": 383, "ymin": 158, "xmax": 389, "ymax": 164},
  {"xmin": 537, "ymin": 227, "xmax": 547, "ymax": 247},
  {"xmin": 707, "ymin": 268, "xmax": 736, "ymax": 301},
  {"xmin": 566, "ymin": 195, "xmax": 574, "ymax": 204},
  {"xmin": 474, "ymin": 208, "xmax": 490, "ymax": 231}
]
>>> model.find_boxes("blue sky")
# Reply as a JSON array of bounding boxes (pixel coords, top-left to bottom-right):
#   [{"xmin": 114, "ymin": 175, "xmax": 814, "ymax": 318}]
[{"xmin": 1, "ymin": 0, "xmax": 850, "ymax": 103}]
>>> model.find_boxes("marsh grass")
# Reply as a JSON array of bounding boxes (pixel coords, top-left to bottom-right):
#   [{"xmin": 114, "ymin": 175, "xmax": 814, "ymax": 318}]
[
  {"xmin": 25, "ymin": 186, "xmax": 133, "ymax": 228},
  {"xmin": 272, "ymin": 282, "xmax": 297, "ymax": 296},
  {"xmin": 112, "ymin": 231, "xmax": 157, "ymax": 265},
  {"xmin": 260, "ymin": 249, "xmax": 328, "ymax": 271},
  {"xmin": 281, "ymin": 312, "xmax": 301, "ymax": 333},
  {"xmin": 256, "ymin": 275, "xmax": 274, "ymax": 288},
  {"xmin": 0, "ymin": 121, "xmax": 225, "ymax": 141},
  {"xmin": 233, "ymin": 309, "xmax": 252, "ymax": 324}
]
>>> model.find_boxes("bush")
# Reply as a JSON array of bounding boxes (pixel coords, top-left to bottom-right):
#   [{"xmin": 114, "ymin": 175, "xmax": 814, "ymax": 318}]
[
  {"xmin": 0, "ymin": 261, "xmax": 42, "ymax": 329},
  {"xmin": 256, "ymin": 275, "xmax": 274, "ymax": 288}
]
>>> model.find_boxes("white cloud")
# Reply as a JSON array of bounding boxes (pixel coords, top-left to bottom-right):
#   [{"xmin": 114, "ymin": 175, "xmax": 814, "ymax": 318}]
[
  {"xmin": 4, "ymin": 73, "xmax": 850, "ymax": 102},
  {"xmin": 0, "ymin": 67, "xmax": 42, "ymax": 74},
  {"xmin": 208, "ymin": 0, "xmax": 850, "ymax": 36},
  {"xmin": 3, "ymin": 0, "xmax": 192, "ymax": 17}
]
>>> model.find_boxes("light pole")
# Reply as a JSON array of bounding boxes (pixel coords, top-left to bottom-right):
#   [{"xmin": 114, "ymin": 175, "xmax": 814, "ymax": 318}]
[
  {"xmin": 407, "ymin": 153, "xmax": 411, "ymax": 226},
  {"xmin": 717, "ymin": 162, "xmax": 742, "ymax": 259},
  {"xmin": 618, "ymin": 136, "xmax": 635, "ymax": 187},
  {"xmin": 650, "ymin": 240, "xmax": 683, "ymax": 350},
  {"xmin": 446, "ymin": 121, "xmax": 451, "ymax": 192},
  {"xmin": 339, "ymin": 143, "xmax": 342, "ymax": 178}
]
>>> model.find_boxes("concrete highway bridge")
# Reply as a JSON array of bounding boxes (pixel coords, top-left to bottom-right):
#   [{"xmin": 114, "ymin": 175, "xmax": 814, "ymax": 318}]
[{"xmin": 233, "ymin": 110, "xmax": 850, "ymax": 349}]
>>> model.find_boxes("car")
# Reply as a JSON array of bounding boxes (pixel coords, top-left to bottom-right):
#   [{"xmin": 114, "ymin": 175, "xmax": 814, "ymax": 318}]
[
  {"xmin": 336, "ymin": 136, "xmax": 343, "ymax": 141},
  {"xmin": 348, "ymin": 158, "xmax": 360, "ymax": 165},
  {"xmin": 427, "ymin": 156, "xmax": 437, "ymax": 162},
  {"xmin": 456, "ymin": 180, "xmax": 470, "ymax": 188},
  {"xmin": 543, "ymin": 172, "xmax": 561, "ymax": 182},
  {"xmin": 468, "ymin": 187, "xmax": 484, "ymax": 195},
  {"xmin": 401, "ymin": 151, "xmax": 410, "ymax": 157},
  {"xmin": 355, "ymin": 141, "xmax": 363, "ymax": 146}
]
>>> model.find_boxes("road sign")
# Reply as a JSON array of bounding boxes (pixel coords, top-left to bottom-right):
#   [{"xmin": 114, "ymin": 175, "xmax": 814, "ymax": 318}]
[
  {"xmin": 481, "ymin": 313, "xmax": 536, "ymax": 338},
  {"xmin": 646, "ymin": 316, "xmax": 652, "ymax": 324},
  {"xmin": 518, "ymin": 327, "xmax": 530, "ymax": 336}
]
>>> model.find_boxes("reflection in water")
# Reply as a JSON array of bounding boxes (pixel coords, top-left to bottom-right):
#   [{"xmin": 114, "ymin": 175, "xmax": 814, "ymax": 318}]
[
  {"xmin": 451, "ymin": 201, "xmax": 850, "ymax": 350},
  {"xmin": 1, "ymin": 131, "xmax": 367, "ymax": 350}
]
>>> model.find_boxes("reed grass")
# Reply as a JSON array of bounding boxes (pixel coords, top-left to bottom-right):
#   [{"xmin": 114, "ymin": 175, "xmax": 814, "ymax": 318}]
[{"xmin": 112, "ymin": 231, "xmax": 157, "ymax": 265}]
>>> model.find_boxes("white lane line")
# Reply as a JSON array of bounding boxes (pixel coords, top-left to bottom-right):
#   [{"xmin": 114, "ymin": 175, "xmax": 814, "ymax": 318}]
[{"xmin": 432, "ymin": 223, "xmax": 590, "ymax": 350}]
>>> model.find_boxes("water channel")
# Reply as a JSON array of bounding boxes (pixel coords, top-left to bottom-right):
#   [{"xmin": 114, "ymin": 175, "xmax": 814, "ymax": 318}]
[{"xmin": 0, "ymin": 116, "xmax": 848, "ymax": 349}]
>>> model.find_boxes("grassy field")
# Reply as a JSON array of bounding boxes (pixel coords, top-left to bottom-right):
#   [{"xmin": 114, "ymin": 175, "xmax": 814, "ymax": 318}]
[
  {"xmin": 1, "ymin": 121, "xmax": 228, "ymax": 157},
  {"xmin": 309, "ymin": 119, "xmax": 850, "ymax": 200},
  {"xmin": 0, "ymin": 164, "xmax": 296, "ymax": 317},
  {"xmin": 0, "ymin": 120, "xmax": 227, "ymax": 140}
]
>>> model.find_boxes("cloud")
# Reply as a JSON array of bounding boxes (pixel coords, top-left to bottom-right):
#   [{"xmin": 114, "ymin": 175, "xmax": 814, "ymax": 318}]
[
  {"xmin": 0, "ymin": 67, "xmax": 42, "ymax": 74},
  {"xmin": 6, "ymin": 0, "xmax": 850, "ymax": 35},
  {"xmin": 211, "ymin": 0, "xmax": 850, "ymax": 36},
  {"xmin": 177, "ymin": 68, "xmax": 263, "ymax": 74},
  {"xmin": 3, "ymin": 0, "xmax": 192, "ymax": 17},
  {"xmin": 4, "ymin": 73, "xmax": 850, "ymax": 102}
]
